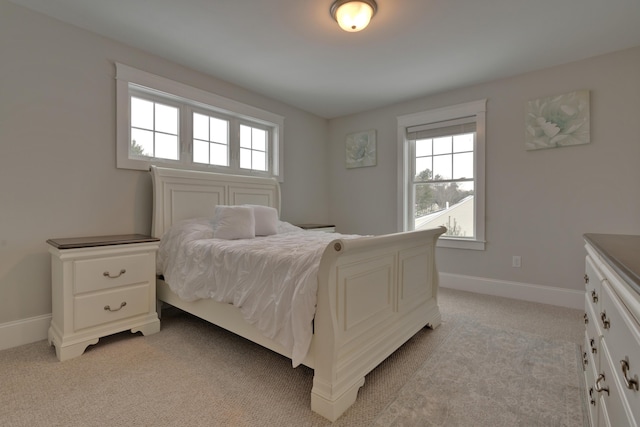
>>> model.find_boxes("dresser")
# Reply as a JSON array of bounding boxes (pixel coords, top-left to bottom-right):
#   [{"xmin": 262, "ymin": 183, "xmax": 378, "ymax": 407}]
[
  {"xmin": 47, "ymin": 234, "xmax": 161, "ymax": 361},
  {"xmin": 583, "ymin": 234, "xmax": 640, "ymax": 427}
]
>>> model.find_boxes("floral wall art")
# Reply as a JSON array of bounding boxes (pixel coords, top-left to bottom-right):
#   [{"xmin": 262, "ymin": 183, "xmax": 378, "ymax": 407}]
[
  {"xmin": 345, "ymin": 129, "xmax": 377, "ymax": 168},
  {"xmin": 525, "ymin": 90, "xmax": 590, "ymax": 150}
]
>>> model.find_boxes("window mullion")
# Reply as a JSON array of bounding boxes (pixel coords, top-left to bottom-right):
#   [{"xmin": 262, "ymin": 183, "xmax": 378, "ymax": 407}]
[
  {"xmin": 181, "ymin": 105, "xmax": 191, "ymax": 166},
  {"xmin": 152, "ymin": 102, "xmax": 157, "ymax": 158},
  {"xmin": 229, "ymin": 118, "xmax": 238, "ymax": 170}
]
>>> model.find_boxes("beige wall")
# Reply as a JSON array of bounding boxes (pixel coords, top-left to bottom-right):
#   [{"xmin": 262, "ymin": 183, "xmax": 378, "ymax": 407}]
[
  {"xmin": 0, "ymin": 1, "xmax": 330, "ymax": 324},
  {"xmin": 328, "ymin": 46, "xmax": 640, "ymax": 292}
]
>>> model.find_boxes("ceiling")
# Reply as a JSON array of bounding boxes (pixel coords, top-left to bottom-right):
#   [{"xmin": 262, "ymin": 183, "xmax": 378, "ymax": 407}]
[{"xmin": 9, "ymin": 0, "xmax": 640, "ymax": 118}]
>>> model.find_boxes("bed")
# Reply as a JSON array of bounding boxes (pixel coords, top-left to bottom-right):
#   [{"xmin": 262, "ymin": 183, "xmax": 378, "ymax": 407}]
[{"xmin": 150, "ymin": 165, "xmax": 445, "ymax": 421}]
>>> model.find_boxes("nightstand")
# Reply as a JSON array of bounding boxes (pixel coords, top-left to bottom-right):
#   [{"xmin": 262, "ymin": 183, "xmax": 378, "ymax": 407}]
[
  {"xmin": 296, "ymin": 223, "xmax": 336, "ymax": 233},
  {"xmin": 46, "ymin": 234, "xmax": 161, "ymax": 361}
]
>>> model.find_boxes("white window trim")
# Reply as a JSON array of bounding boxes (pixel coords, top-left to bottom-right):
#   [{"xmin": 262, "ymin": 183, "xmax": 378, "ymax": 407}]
[
  {"xmin": 397, "ymin": 99, "xmax": 487, "ymax": 250},
  {"xmin": 116, "ymin": 63, "xmax": 285, "ymax": 181}
]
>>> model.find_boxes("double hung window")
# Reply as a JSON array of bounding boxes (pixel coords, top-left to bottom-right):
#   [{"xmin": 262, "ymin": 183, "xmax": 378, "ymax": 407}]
[
  {"xmin": 398, "ymin": 100, "xmax": 486, "ymax": 250},
  {"xmin": 116, "ymin": 63, "xmax": 284, "ymax": 180}
]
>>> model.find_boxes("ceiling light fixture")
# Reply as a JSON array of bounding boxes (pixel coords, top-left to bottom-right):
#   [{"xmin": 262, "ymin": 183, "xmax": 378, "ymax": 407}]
[{"xmin": 330, "ymin": 0, "xmax": 378, "ymax": 32}]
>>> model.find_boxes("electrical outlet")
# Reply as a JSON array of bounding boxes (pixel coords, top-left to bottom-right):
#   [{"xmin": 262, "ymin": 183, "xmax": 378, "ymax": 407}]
[{"xmin": 512, "ymin": 256, "xmax": 521, "ymax": 268}]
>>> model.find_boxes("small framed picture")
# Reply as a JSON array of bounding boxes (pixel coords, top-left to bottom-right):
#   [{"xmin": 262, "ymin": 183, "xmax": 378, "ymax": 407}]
[{"xmin": 345, "ymin": 129, "xmax": 376, "ymax": 169}]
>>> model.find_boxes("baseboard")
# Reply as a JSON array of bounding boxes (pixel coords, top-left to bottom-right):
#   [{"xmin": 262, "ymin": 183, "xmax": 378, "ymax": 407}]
[
  {"xmin": 439, "ymin": 273, "xmax": 583, "ymax": 310},
  {"xmin": 0, "ymin": 314, "xmax": 51, "ymax": 351}
]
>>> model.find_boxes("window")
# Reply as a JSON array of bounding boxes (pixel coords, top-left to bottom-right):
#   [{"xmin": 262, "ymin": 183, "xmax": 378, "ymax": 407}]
[
  {"xmin": 239, "ymin": 124, "xmax": 268, "ymax": 171},
  {"xmin": 193, "ymin": 112, "xmax": 229, "ymax": 167},
  {"xmin": 397, "ymin": 99, "xmax": 486, "ymax": 250},
  {"xmin": 130, "ymin": 95, "xmax": 179, "ymax": 160},
  {"xmin": 116, "ymin": 63, "xmax": 284, "ymax": 181}
]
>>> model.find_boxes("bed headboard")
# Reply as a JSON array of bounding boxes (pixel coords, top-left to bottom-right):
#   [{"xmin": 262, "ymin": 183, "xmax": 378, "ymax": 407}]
[{"xmin": 150, "ymin": 166, "xmax": 281, "ymax": 238}]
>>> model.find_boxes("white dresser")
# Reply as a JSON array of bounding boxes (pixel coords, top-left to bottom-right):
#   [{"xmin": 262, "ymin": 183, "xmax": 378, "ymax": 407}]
[
  {"xmin": 47, "ymin": 234, "xmax": 161, "ymax": 361},
  {"xmin": 583, "ymin": 234, "xmax": 640, "ymax": 427}
]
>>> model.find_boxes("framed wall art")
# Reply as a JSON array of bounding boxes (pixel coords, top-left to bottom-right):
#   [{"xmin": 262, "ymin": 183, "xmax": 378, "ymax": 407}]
[
  {"xmin": 525, "ymin": 90, "xmax": 590, "ymax": 151},
  {"xmin": 345, "ymin": 129, "xmax": 376, "ymax": 168}
]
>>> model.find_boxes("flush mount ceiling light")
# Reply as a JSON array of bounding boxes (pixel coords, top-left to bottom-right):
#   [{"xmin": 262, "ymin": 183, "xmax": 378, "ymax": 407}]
[{"xmin": 330, "ymin": 0, "xmax": 378, "ymax": 32}]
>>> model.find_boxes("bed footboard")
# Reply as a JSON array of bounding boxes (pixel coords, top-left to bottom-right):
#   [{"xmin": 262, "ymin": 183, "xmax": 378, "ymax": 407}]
[{"xmin": 310, "ymin": 226, "xmax": 445, "ymax": 421}]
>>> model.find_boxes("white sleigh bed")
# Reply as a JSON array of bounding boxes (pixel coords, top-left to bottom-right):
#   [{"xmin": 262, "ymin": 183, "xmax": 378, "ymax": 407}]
[{"xmin": 150, "ymin": 165, "xmax": 445, "ymax": 421}]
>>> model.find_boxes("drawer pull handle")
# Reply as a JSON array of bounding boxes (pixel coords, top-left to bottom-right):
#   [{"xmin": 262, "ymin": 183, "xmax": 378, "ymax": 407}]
[
  {"xmin": 590, "ymin": 290, "xmax": 598, "ymax": 303},
  {"xmin": 584, "ymin": 313, "xmax": 589, "ymax": 324},
  {"xmin": 600, "ymin": 312, "xmax": 610, "ymax": 330},
  {"xmin": 590, "ymin": 338, "xmax": 597, "ymax": 354},
  {"xmin": 582, "ymin": 352, "xmax": 588, "ymax": 367},
  {"xmin": 595, "ymin": 373, "xmax": 609, "ymax": 396},
  {"xmin": 104, "ymin": 301, "xmax": 127, "ymax": 312},
  {"xmin": 620, "ymin": 358, "xmax": 639, "ymax": 391},
  {"xmin": 103, "ymin": 269, "xmax": 126, "ymax": 279},
  {"xmin": 584, "ymin": 274, "xmax": 589, "ymax": 284}
]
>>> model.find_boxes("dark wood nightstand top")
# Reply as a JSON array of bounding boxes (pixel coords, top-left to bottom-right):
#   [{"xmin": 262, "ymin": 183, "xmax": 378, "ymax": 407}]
[
  {"xmin": 296, "ymin": 224, "xmax": 336, "ymax": 230},
  {"xmin": 46, "ymin": 234, "xmax": 159, "ymax": 250}
]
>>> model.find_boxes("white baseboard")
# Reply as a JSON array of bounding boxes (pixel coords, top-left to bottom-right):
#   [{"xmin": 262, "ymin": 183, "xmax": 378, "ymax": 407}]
[
  {"xmin": 439, "ymin": 273, "xmax": 583, "ymax": 310},
  {"xmin": 0, "ymin": 314, "xmax": 51, "ymax": 351}
]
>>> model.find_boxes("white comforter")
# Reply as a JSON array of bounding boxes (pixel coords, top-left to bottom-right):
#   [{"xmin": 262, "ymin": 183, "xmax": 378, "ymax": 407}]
[{"xmin": 157, "ymin": 218, "xmax": 358, "ymax": 367}]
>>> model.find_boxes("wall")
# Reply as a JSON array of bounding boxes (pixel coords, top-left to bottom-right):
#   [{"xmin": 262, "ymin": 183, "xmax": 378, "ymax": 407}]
[
  {"xmin": 0, "ymin": 0, "xmax": 330, "ymax": 328},
  {"xmin": 329, "ymin": 48, "xmax": 640, "ymax": 303},
  {"xmin": 329, "ymin": 46, "xmax": 640, "ymax": 298},
  {"xmin": 3, "ymin": 0, "xmax": 639, "ymax": 349}
]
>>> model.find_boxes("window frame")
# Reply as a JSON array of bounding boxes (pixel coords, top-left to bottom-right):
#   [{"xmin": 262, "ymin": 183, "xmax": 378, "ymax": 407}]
[
  {"xmin": 397, "ymin": 99, "xmax": 487, "ymax": 250},
  {"xmin": 191, "ymin": 108, "xmax": 231, "ymax": 168},
  {"xmin": 129, "ymin": 89, "xmax": 182, "ymax": 164},
  {"xmin": 116, "ymin": 63, "xmax": 284, "ymax": 181}
]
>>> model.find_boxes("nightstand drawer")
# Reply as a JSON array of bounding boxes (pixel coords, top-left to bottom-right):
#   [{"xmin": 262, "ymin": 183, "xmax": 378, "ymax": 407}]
[
  {"xmin": 74, "ymin": 253, "xmax": 153, "ymax": 294},
  {"xmin": 73, "ymin": 283, "xmax": 150, "ymax": 331}
]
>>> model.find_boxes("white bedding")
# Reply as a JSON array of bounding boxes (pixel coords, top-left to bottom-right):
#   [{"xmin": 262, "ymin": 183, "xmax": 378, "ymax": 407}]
[{"xmin": 157, "ymin": 218, "xmax": 359, "ymax": 367}]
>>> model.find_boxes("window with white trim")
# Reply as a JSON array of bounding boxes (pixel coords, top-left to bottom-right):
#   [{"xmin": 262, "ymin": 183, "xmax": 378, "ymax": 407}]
[
  {"xmin": 116, "ymin": 63, "xmax": 284, "ymax": 180},
  {"xmin": 397, "ymin": 99, "xmax": 486, "ymax": 250},
  {"xmin": 192, "ymin": 111, "xmax": 229, "ymax": 167}
]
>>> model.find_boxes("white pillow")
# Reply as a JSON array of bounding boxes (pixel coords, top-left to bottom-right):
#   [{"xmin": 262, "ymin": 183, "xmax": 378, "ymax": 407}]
[
  {"xmin": 212, "ymin": 206, "xmax": 255, "ymax": 240},
  {"xmin": 246, "ymin": 205, "xmax": 279, "ymax": 236}
]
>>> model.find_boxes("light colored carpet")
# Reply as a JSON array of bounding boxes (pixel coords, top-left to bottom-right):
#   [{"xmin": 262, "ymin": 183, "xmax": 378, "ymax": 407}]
[
  {"xmin": 374, "ymin": 319, "xmax": 583, "ymax": 426},
  {"xmin": 0, "ymin": 288, "xmax": 585, "ymax": 426}
]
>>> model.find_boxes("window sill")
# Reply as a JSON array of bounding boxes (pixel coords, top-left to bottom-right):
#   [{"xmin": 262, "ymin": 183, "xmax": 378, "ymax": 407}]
[{"xmin": 437, "ymin": 238, "xmax": 485, "ymax": 250}]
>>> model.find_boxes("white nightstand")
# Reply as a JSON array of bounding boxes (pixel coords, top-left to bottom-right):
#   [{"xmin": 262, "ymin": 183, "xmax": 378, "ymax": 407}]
[
  {"xmin": 47, "ymin": 234, "xmax": 161, "ymax": 361},
  {"xmin": 296, "ymin": 223, "xmax": 336, "ymax": 233}
]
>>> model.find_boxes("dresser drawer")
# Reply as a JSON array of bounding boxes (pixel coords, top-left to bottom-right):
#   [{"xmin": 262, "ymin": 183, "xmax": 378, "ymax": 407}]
[
  {"xmin": 74, "ymin": 252, "xmax": 153, "ymax": 294},
  {"xmin": 584, "ymin": 331, "xmax": 600, "ymax": 424},
  {"xmin": 599, "ymin": 341, "xmax": 635, "ymax": 427},
  {"xmin": 585, "ymin": 255, "xmax": 603, "ymax": 315},
  {"xmin": 600, "ymin": 282, "xmax": 640, "ymax": 424},
  {"xmin": 73, "ymin": 283, "xmax": 150, "ymax": 331},
  {"xmin": 585, "ymin": 293, "xmax": 602, "ymax": 362}
]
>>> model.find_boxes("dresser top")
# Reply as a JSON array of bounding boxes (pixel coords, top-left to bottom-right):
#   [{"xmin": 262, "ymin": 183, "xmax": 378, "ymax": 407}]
[
  {"xmin": 47, "ymin": 234, "xmax": 159, "ymax": 250},
  {"xmin": 584, "ymin": 233, "xmax": 640, "ymax": 295}
]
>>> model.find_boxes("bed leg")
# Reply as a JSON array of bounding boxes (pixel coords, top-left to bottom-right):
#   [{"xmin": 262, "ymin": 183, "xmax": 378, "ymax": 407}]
[
  {"xmin": 310, "ymin": 376, "xmax": 365, "ymax": 422},
  {"xmin": 156, "ymin": 299, "xmax": 164, "ymax": 319}
]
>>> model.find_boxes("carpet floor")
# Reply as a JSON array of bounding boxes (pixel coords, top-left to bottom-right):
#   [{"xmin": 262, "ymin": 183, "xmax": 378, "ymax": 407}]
[{"xmin": 0, "ymin": 288, "xmax": 586, "ymax": 426}]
